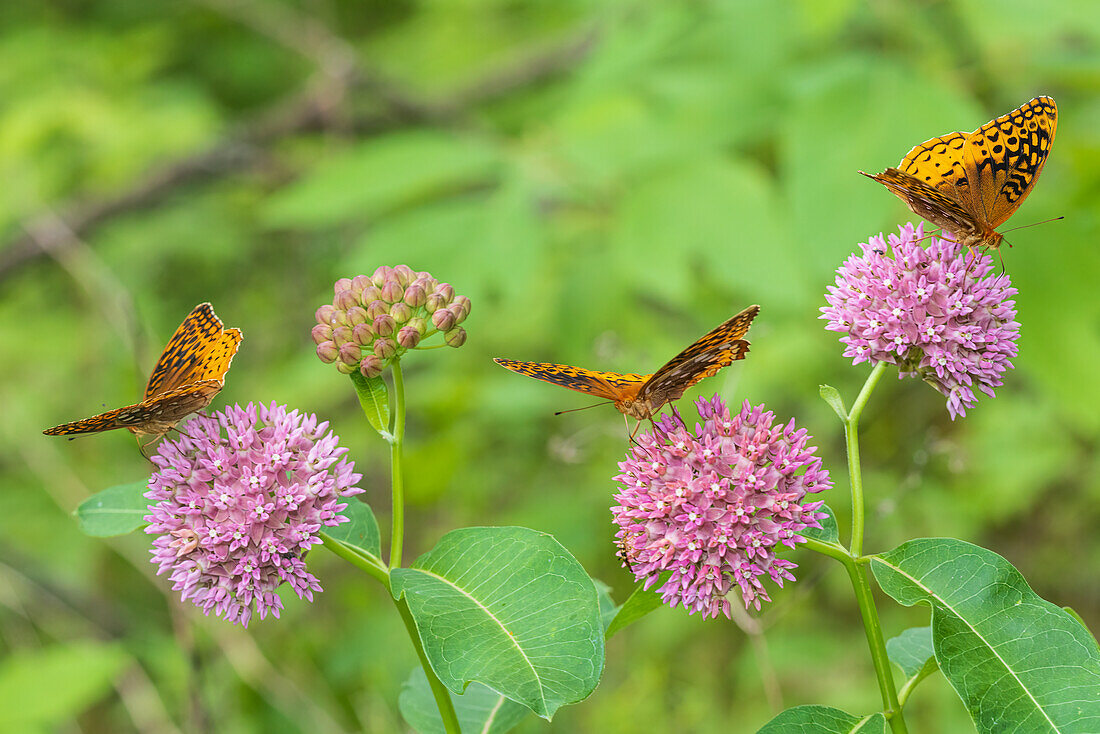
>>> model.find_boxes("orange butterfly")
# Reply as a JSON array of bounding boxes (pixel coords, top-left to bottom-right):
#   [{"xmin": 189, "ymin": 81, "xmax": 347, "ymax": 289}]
[
  {"xmin": 44, "ymin": 303, "xmax": 242, "ymax": 448},
  {"xmin": 495, "ymin": 305, "xmax": 759, "ymax": 437},
  {"xmin": 861, "ymin": 96, "xmax": 1057, "ymax": 251}
]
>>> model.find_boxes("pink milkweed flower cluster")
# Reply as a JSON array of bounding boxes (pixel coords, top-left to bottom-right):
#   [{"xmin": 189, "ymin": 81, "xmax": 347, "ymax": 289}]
[
  {"xmin": 821, "ymin": 223, "xmax": 1020, "ymax": 419},
  {"xmin": 145, "ymin": 402, "xmax": 363, "ymax": 627},
  {"xmin": 612, "ymin": 396, "xmax": 830, "ymax": 617}
]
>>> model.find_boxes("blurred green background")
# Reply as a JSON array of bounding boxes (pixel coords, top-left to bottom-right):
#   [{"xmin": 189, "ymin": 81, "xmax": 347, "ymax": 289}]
[{"xmin": 3, "ymin": 1, "xmax": 1099, "ymax": 731}]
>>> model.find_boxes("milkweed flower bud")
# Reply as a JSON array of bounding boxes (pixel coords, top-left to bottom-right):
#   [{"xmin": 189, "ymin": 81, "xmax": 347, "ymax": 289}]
[
  {"xmin": 371, "ymin": 266, "xmax": 394, "ymax": 287},
  {"xmin": 821, "ymin": 223, "xmax": 1019, "ymax": 419},
  {"xmin": 373, "ymin": 337, "xmax": 397, "ymax": 360},
  {"xmin": 315, "ymin": 267, "xmax": 472, "ymax": 374},
  {"xmin": 338, "ymin": 343, "xmax": 361, "ymax": 366},
  {"xmin": 431, "ymin": 309, "xmax": 456, "ymax": 332},
  {"xmin": 316, "ymin": 341, "xmax": 338, "ymax": 363},
  {"xmin": 444, "ymin": 327, "xmax": 467, "ymax": 347},
  {"xmin": 352, "ymin": 323, "xmax": 374, "ymax": 344},
  {"xmin": 393, "ymin": 264, "xmax": 416, "ymax": 286},
  {"xmin": 397, "ymin": 326, "xmax": 421, "ymax": 349},
  {"xmin": 360, "ymin": 354, "xmax": 383, "ymax": 378},
  {"xmin": 346, "ymin": 306, "xmax": 368, "ymax": 326},
  {"xmin": 373, "ymin": 314, "xmax": 396, "ymax": 337},
  {"xmin": 146, "ymin": 402, "xmax": 363, "ymax": 627},
  {"xmin": 380, "ymin": 281, "xmax": 403, "ymax": 304},
  {"xmin": 433, "ymin": 283, "xmax": 454, "ymax": 303},
  {"xmin": 331, "ymin": 326, "xmax": 352, "ymax": 347},
  {"xmin": 613, "ymin": 396, "xmax": 830, "ymax": 617},
  {"xmin": 404, "ymin": 284, "xmax": 427, "ymax": 308},
  {"xmin": 366, "ymin": 299, "xmax": 388, "ymax": 320}
]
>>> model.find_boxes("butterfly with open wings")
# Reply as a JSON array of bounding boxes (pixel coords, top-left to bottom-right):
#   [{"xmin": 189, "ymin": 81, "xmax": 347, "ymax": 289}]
[
  {"xmin": 43, "ymin": 303, "xmax": 242, "ymax": 450},
  {"xmin": 860, "ymin": 96, "xmax": 1057, "ymax": 253},
  {"xmin": 495, "ymin": 305, "xmax": 760, "ymax": 438}
]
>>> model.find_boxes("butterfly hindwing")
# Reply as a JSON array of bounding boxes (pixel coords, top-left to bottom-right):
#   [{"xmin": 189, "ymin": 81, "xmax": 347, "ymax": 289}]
[
  {"xmin": 864, "ymin": 168, "xmax": 982, "ymax": 239},
  {"xmin": 493, "ymin": 359, "xmax": 648, "ymax": 402},
  {"xmin": 639, "ymin": 305, "xmax": 760, "ymax": 407}
]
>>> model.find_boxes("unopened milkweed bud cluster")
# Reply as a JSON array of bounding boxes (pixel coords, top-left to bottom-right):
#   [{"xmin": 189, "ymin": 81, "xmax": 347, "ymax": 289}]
[{"xmin": 313, "ymin": 265, "xmax": 470, "ymax": 377}]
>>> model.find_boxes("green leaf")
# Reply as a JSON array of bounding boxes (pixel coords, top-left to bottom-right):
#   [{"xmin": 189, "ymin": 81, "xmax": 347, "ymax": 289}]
[
  {"xmin": 349, "ymin": 370, "xmax": 392, "ymax": 441},
  {"xmin": 757, "ymin": 704, "xmax": 887, "ymax": 733},
  {"xmin": 399, "ymin": 667, "xmax": 529, "ymax": 734},
  {"xmin": 262, "ymin": 129, "xmax": 502, "ymax": 228},
  {"xmin": 593, "ymin": 579, "xmax": 618, "ymax": 631},
  {"xmin": 819, "ymin": 384, "xmax": 847, "ymax": 424},
  {"xmin": 324, "ymin": 499, "xmax": 382, "ymax": 564},
  {"xmin": 605, "ymin": 582, "xmax": 662, "ymax": 639},
  {"xmin": 391, "ymin": 527, "xmax": 604, "ymax": 719},
  {"xmin": 74, "ymin": 480, "xmax": 149, "ymax": 537},
  {"xmin": 802, "ymin": 503, "xmax": 839, "ymax": 545},
  {"xmin": 1064, "ymin": 606, "xmax": 1100, "ymax": 656},
  {"xmin": 0, "ymin": 642, "xmax": 129, "ymax": 731},
  {"xmin": 885, "ymin": 626, "xmax": 934, "ymax": 679},
  {"xmin": 872, "ymin": 538, "xmax": 1100, "ymax": 733}
]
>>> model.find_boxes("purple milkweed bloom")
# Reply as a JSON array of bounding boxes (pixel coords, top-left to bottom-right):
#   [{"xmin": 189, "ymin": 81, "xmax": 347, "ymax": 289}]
[
  {"xmin": 145, "ymin": 402, "xmax": 363, "ymax": 627},
  {"xmin": 612, "ymin": 396, "xmax": 830, "ymax": 617},
  {"xmin": 821, "ymin": 223, "xmax": 1020, "ymax": 419}
]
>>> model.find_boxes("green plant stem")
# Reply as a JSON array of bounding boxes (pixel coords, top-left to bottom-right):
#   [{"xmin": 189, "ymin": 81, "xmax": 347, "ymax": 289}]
[
  {"xmin": 396, "ymin": 597, "xmax": 462, "ymax": 733},
  {"xmin": 389, "ymin": 359, "xmax": 407, "ymax": 569},
  {"xmin": 319, "ymin": 531, "xmax": 389, "ymax": 584},
  {"xmin": 846, "ymin": 361, "xmax": 887, "ymax": 557},
  {"xmin": 845, "ymin": 557, "xmax": 906, "ymax": 732}
]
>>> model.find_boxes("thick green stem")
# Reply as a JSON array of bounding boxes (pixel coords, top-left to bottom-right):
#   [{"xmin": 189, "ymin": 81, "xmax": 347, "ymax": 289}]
[
  {"xmin": 389, "ymin": 360, "xmax": 407, "ymax": 569},
  {"xmin": 845, "ymin": 361, "xmax": 887, "ymax": 557},
  {"xmin": 396, "ymin": 598, "xmax": 462, "ymax": 733},
  {"xmin": 319, "ymin": 531, "xmax": 389, "ymax": 585},
  {"xmin": 844, "ymin": 558, "xmax": 906, "ymax": 732}
]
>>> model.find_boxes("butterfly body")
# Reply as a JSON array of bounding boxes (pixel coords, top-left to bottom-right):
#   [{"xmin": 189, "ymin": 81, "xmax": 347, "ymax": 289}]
[
  {"xmin": 43, "ymin": 303, "xmax": 241, "ymax": 442},
  {"xmin": 495, "ymin": 304, "xmax": 760, "ymax": 425},
  {"xmin": 862, "ymin": 96, "xmax": 1056, "ymax": 250}
]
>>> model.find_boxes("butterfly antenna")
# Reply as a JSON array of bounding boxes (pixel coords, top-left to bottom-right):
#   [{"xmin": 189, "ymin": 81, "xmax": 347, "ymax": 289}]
[
  {"xmin": 553, "ymin": 401, "xmax": 613, "ymax": 416},
  {"xmin": 999, "ymin": 215, "xmax": 1064, "ymax": 235}
]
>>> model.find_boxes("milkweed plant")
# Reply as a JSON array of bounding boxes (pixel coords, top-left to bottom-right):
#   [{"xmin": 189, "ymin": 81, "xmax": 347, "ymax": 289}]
[{"xmin": 69, "ymin": 239, "xmax": 1100, "ymax": 733}]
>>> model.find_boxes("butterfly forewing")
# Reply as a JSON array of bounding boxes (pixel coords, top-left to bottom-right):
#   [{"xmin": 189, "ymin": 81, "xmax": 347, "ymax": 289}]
[
  {"xmin": 638, "ymin": 304, "xmax": 760, "ymax": 407},
  {"xmin": 144, "ymin": 303, "xmax": 242, "ymax": 399},
  {"xmin": 964, "ymin": 96, "xmax": 1056, "ymax": 228},
  {"xmin": 43, "ymin": 304, "xmax": 241, "ymax": 440},
  {"xmin": 492, "ymin": 359, "xmax": 649, "ymax": 402}
]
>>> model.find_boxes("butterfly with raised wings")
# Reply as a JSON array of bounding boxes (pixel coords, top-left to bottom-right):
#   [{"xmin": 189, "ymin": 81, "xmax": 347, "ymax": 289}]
[
  {"xmin": 43, "ymin": 303, "xmax": 242, "ymax": 449},
  {"xmin": 495, "ymin": 305, "xmax": 759, "ymax": 437},
  {"xmin": 860, "ymin": 96, "xmax": 1057, "ymax": 252}
]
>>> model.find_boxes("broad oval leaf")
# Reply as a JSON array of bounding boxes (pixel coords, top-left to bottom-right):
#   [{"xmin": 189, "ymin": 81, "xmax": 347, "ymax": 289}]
[
  {"xmin": 323, "ymin": 499, "xmax": 381, "ymax": 563},
  {"xmin": 872, "ymin": 538, "xmax": 1100, "ymax": 733},
  {"xmin": 886, "ymin": 626, "xmax": 934, "ymax": 679},
  {"xmin": 391, "ymin": 527, "xmax": 604, "ymax": 719},
  {"xmin": 399, "ymin": 667, "xmax": 529, "ymax": 734},
  {"xmin": 349, "ymin": 371, "xmax": 392, "ymax": 441},
  {"xmin": 757, "ymin": 704, "xmax": 887, "ymax": 733},
  {"xmin": 74, "ymin": 481, "xmax": 149, "ymax": 537}
]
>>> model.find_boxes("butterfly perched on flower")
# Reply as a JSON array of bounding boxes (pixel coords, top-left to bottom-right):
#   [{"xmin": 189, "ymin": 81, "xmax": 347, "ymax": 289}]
[
  {"xmin": 860, "ymin": 96, "xmax": 1057, "ymax": 252},
  {"xmin": 495, "ymin": 305, "xmax": 759, "ymax": 436},
  {"xmin": 43, "ymin": 303, "xmax": 242, "ymax": 447}
]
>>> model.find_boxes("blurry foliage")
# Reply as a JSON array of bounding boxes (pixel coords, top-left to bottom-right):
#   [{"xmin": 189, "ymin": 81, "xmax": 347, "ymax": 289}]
[{"xmin": 3, "ymin": 0, "xmax": 1099, "ymax": 731}]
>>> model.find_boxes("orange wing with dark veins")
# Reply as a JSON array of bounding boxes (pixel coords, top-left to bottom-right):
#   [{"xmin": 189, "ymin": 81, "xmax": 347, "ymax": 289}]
[
  {"xmin": 638, "ymin": 304, "xmax": 760, "ymax": 407},
  {"xmin": 43, "ymin": 303, "xmax": 241, "ymax": 439},
  {"xmin": 861, "ymin": 96, "xmax": 1057, "ymax": 247},
  {"xmin": 493, "ymin": 359, "xmax": 649, "ymax": 403},
  {"xmin": 144, "ymin": 302, "xmax": 243, "ymax": 399}
]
